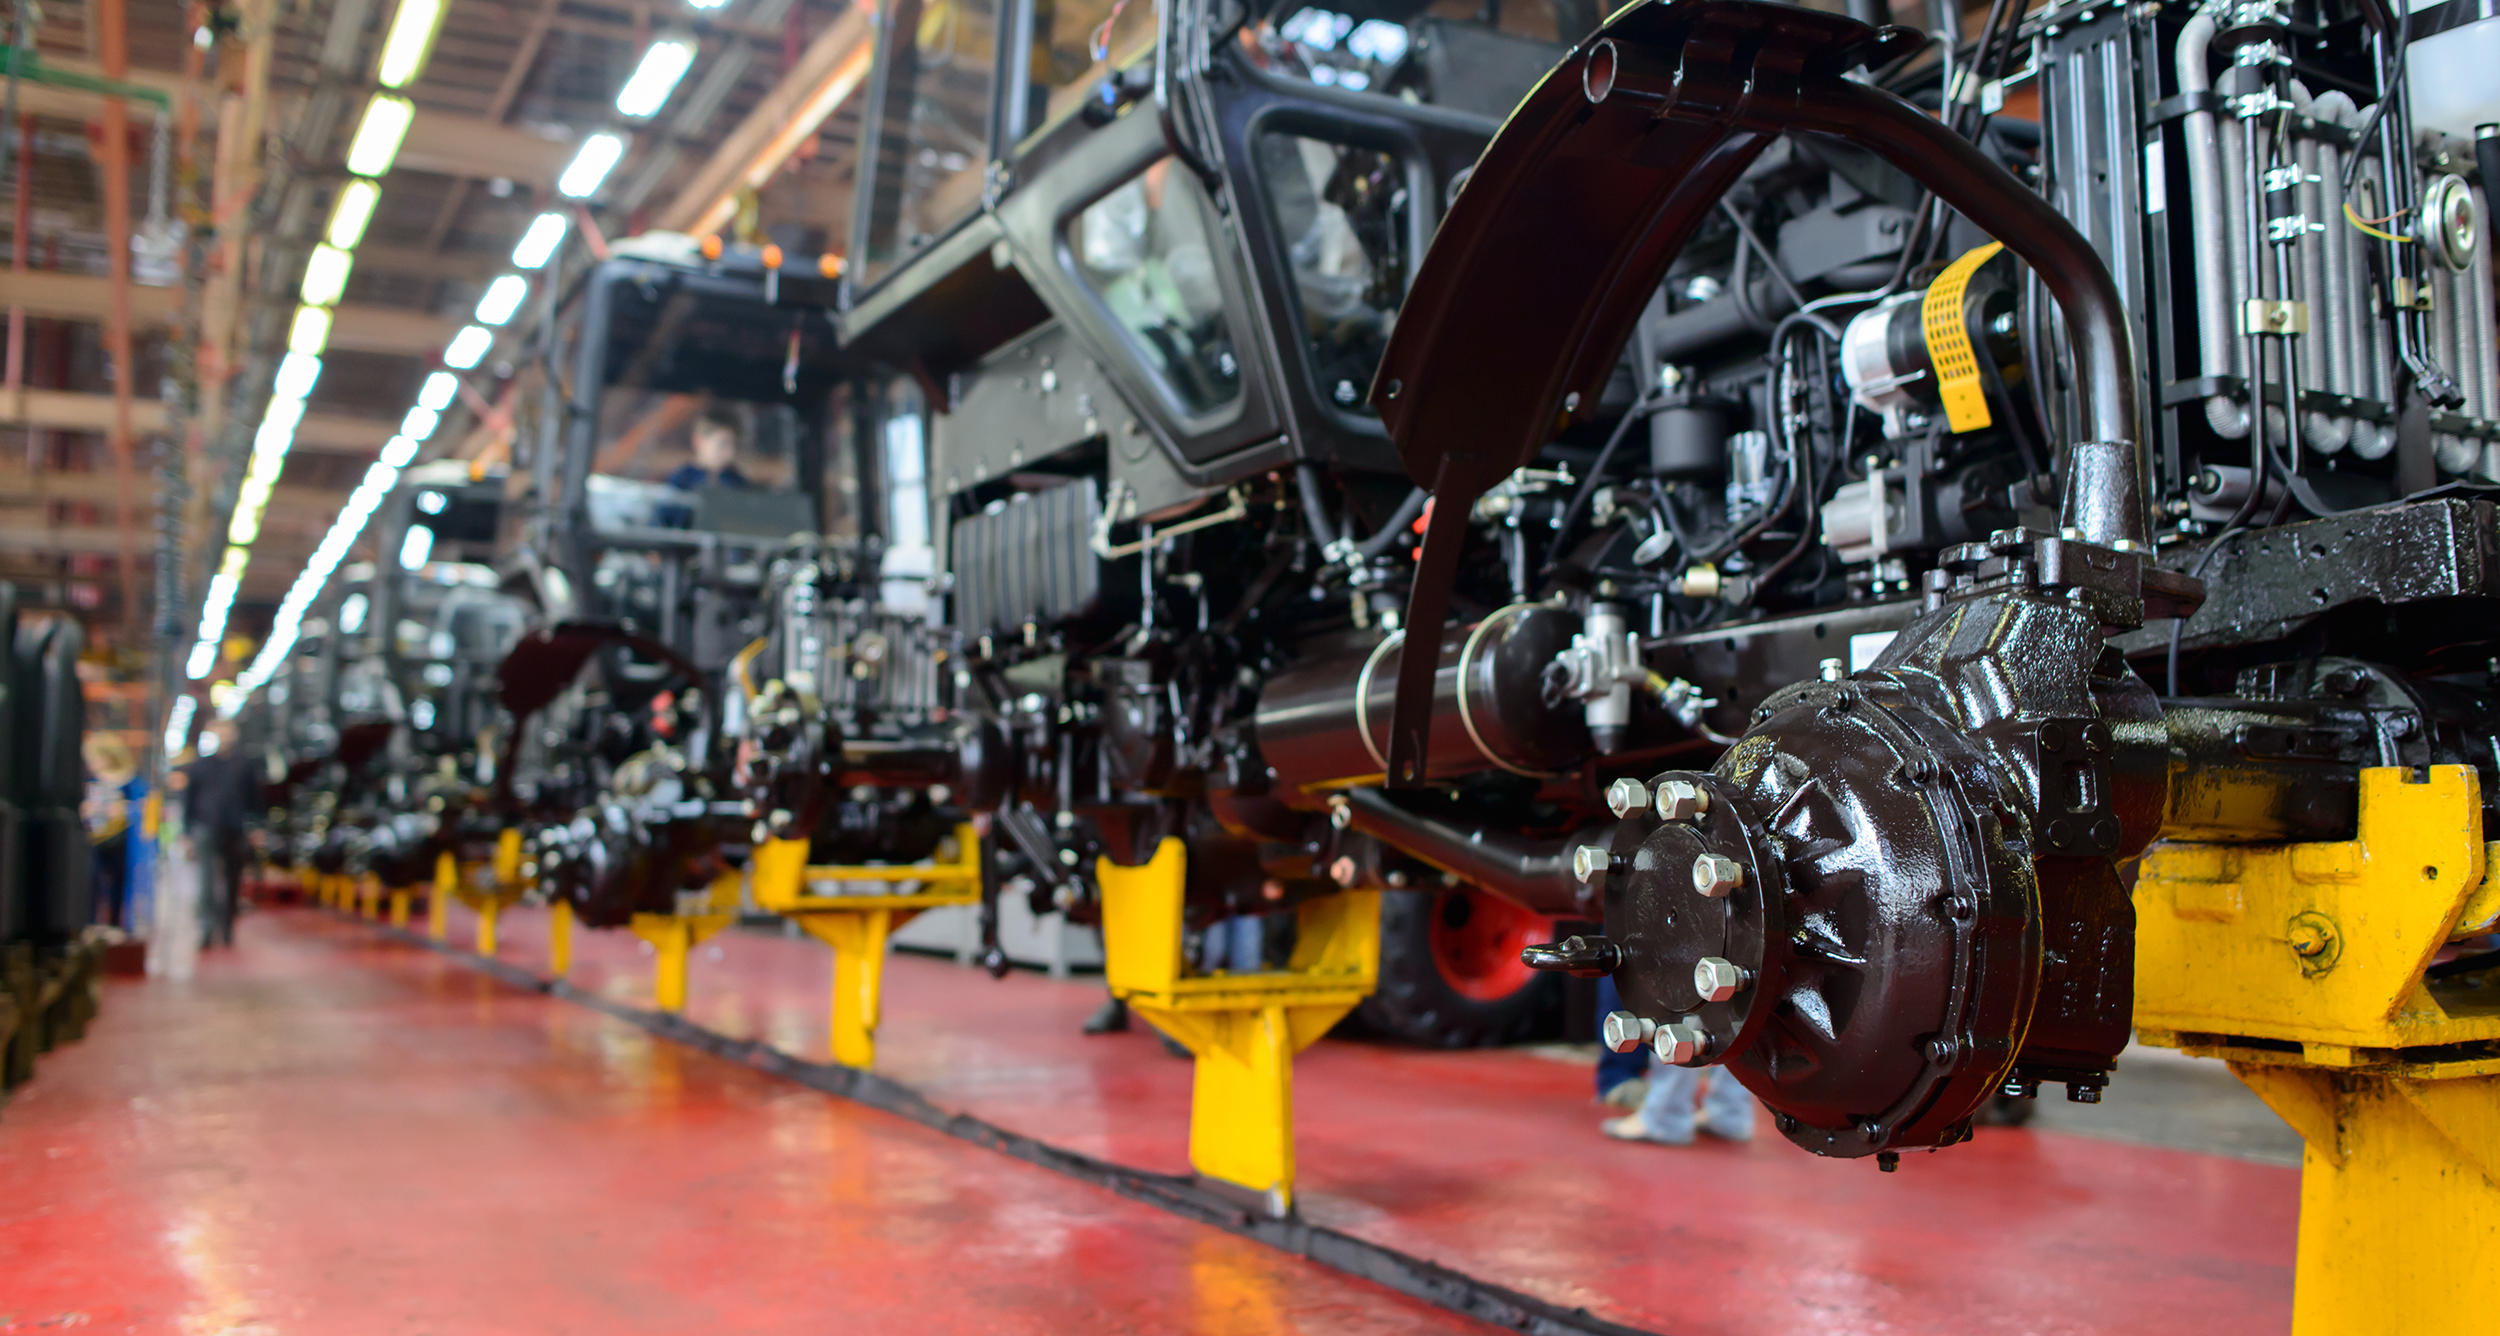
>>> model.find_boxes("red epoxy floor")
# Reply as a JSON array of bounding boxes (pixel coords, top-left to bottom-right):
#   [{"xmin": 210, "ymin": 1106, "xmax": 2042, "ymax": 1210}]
[
  {"xmin": 2, "ymin": 904, "xmax": 2303, "ymax": 1334},
  {"xmin": 0, "ymin": 910, "xmax": 1487, "ymax": 1335}
]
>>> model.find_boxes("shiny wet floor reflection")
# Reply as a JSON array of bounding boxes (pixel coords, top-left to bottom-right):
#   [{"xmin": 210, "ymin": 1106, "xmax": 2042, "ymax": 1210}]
[
  {"xmin": 442, "ymin": 897, "xmax": 2302, "ymax": 1335},
  {"xmin": 0, "ymin": 910, "xmax": 1482, "ymax": 1334}
]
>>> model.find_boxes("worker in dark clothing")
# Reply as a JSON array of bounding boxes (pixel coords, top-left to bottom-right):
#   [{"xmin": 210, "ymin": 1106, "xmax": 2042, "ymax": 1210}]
[
  {"xmin": 665, "ymin": 409, "xmax": 752, "ymax": 492},
  {"xmin": 180, "ymin": 719, "xmax": 261, "ymax": 949}
]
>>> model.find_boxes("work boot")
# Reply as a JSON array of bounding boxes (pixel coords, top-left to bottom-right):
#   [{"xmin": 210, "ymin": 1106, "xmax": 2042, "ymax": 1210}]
[{"xmin": 1082, "ymin": 995, "xmax": 1129, "ymax": 1035}]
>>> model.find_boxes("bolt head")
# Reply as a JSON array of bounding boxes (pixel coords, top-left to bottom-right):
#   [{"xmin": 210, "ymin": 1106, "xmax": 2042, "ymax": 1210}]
[
  {"xmin": 1654, "ymin": 1022, "xmax": 1708, "ymax": 1065},
  {"xmin": 1328, "ymin": 798, "xmax": 1353, "ymax": 831},
  {"xmin": 1691, "ymin": 853, "xmax": 1743, "ymax": 898},
  {"xmin": 1600, "ymin": 1010, "xmax": 1652, "ymax": 1053},
  {"xmin": 1572, "ymin": 844, "xmax": 1612, "ymax": 885},
  {"xmin": 1605, "ymin": 777, "xmax": 1652, "ymax": 818},
  {"xmin": 1654, "ymin": 778, "xmax": 1710, "ymax": 822},
  {"xmin": 1692, "ymin": 955, "xmax": 1748, "ymax": 1002},
  {"xmin": 1818, "ymin": 657, "xmax": 1846, "ymax": 682},
  {"xmin": 1328, "ymin": 856, "xmax": 1359, "ymax": 887}
]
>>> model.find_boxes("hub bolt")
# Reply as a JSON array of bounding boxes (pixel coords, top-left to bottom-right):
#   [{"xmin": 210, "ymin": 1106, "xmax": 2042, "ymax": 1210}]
[
  {"xmin": 1605, "ymin": 778, "xmax": 1652, "ymax": 818},
  {"xmin": 1600, "ymin": 1010, "xmax": 1657, "ymax": 1053},
  {"xmin": 1572, "ymin": 844, "xmax": 1614, "ymax": 885},
  {"xmin": 1819, "ymin": 657, "xmax": 1846, "ymax": 682},
  {"xmin": 1654, "ymin": 1022, "xmax": 1709, "ymax": 1065},
  {"xmin": 1691, "ymin": 853, "xmax": 1744, "ymax": 898},
  {"xmin": 1653, "ymin": 778, "xmax": 1710, "ymax": 823},
  {"xmin": 1692, "ymin": 956, "xmax": 1752, "ymax": 1002}
]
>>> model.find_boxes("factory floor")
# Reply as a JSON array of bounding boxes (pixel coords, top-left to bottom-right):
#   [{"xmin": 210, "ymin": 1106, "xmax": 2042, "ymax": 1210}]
[{"xmin": 0, "ymin": 902, "xmax": 2303, "ymax": 1335}]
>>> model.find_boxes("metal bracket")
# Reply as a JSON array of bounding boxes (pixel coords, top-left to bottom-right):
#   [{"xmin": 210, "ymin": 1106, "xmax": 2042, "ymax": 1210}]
[{"xmin": 2241, "ymin": 298, "xmax": 2311, "ymax": 335}]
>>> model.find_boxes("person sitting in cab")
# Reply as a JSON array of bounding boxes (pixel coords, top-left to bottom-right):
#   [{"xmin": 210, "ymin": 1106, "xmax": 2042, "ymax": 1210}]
[{"xmin": 669, "ymin": 408, "xmax": 752, "ymax": 492}]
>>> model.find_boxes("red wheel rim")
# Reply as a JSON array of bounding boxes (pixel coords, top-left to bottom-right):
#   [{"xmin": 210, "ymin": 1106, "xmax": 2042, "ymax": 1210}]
[{"xmin": 1427, "ymin": 889, "xmax": 1556, "ymax": 1002}]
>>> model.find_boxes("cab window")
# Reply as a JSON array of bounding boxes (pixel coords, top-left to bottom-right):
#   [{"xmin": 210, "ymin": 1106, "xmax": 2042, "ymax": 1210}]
[
  {"xmin": 857, "ymin": 0, "xmax": 1002, "ymax": 288},
  {"xmin": 1254, "ymin": 134, "xmax": 1409, "ymax": 416},
  {"xmin": 1066, "ymin": 160, "xmax": 1243, "ymax": 416}
]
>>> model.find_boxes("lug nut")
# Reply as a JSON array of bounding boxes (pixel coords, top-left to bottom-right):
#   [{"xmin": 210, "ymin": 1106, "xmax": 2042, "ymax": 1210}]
[
  {"xmin": 1605, "ymin": 778, "xmax": 1652, "ymax": 818},
  {"xmin": 1572, "ymin": 844, "xmax": 1614, "ymax": 885},
  {"xmin": 1691, "ymin": 853, "xmax": 1743, "ymax": 898},
  {"xmin": 1692, "ymin": 956, "xmax": 1752, "ymax": 1002},
  {"xmin": 1654, "ymin": 778, "xmax": 1710, "ymax": 823},
  {"xmin": 1600, "ymin": 1010, "xmax": 1656, "ymax": 1053},
  {"xmin": 1654, "ymin": 1022, "xmax": 1709, "ymax": 1065},
  {"xmin": 1328, "ymin": 856, "xmax": 1360, "ymax": 887},
  {"xmin": 1819, "ymin": 657, "xmax": 1846, "ymax": 682}
]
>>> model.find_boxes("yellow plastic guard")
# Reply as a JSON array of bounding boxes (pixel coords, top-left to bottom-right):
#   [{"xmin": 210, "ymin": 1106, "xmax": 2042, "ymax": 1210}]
[{"xmin": 1922, "ymin": 240, "xmax": 2005, "ymax": 434}]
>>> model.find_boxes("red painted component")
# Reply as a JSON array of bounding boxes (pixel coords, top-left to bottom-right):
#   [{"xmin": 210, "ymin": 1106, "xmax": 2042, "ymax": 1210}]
[
  {"xmin": 1428, "ymin": 889, "xmax": 1554, "ymax": 1002},
  {"xmin": 0, "ymin": 905, "xmax": 2301, "ymax": 1334}
]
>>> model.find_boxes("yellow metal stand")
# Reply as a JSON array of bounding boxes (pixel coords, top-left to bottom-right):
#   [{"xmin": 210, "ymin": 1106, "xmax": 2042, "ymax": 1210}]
[
  {"xmin": 1098, "ymin": 838, "xmax": 1380, "ymax": 1216},
  {"xmin": 440, "ymin": 849, "xmax": 524, "ymax": 957},
  {"xmin": 628, "ymin": 870, "xmax": 742, "ymax": 1012},
  {"xmin": 388, "ymin": 888, "xmax": 411, "ymax": 929},
  {"xmin": 494, "ymin": 827, "xmax": 524, "ymax": 887},
  {"xmin": 358, "ymin": 875, "xmax": 382, "ymax": 920},
  {"xmin": 2136, "ymin": 765, "xmax": 2500, "ymax": 1335},
  {"xmin": 749, "ymin": 823, "xmax": 984, "ymax": 1067},
  {"xmin": 548, "ymin": 899, "xmax": 573, "ymax": 977},
  {"xmin": 430, "ymin": 853, "xmax": 454, "ymax": 940}
]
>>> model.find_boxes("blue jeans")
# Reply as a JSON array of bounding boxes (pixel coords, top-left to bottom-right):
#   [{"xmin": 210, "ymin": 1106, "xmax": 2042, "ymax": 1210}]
[
  {"xmin": 1201, "ymin": 914, "xmax": 1265, "ymax": 973},
  {"xmin": 1638, "ymin": 1062, "xmax": 1756, "ymax": 1142},
  {"xmin": 1594, "ymin": 975, "xmax": 1755, "ymax": 1141}
]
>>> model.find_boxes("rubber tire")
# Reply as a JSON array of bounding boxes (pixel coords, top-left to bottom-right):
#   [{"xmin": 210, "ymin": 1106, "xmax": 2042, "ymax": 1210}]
[{"xmin": 1350, "ymin": 890, "xmax": 1561, "ymax": 1048}]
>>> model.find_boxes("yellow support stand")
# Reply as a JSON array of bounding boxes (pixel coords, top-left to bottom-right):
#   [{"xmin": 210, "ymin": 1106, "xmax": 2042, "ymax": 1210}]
[
  {"xmin": 430, "ymin": 853, "xmax": 455, "ymax": 940},
  {"xmin": 548, "ymin": 899, "xmax": 573, "ymax": 977},
  {"xmin": 494, "ymin": 827, "xmax": 524, "ymax": 887},
  {"xmin": 749, "ymin": 824, "xmax": 985, "ymax": 1067},
  {"xmin": 440, "ymin": 848, "xmax": 525, "ymax": 957},
  {"xmin": 627, "ymin": 870, "xmax": 742, "ymax": 1012},
  {"xmin": 1097, "ymin": 838, "xmax": 1380, "ymax": 1216},
  {"xmin": 388, "ymin": 888, "xmax": 411, "ymax": 928},
  {"xmin": 2136, "ymin": 765, "xmax": 2500, "ymax": 1335},
  {"xmin": 358, "ymin": 875, "xmax": 382, "ymax": 920}
]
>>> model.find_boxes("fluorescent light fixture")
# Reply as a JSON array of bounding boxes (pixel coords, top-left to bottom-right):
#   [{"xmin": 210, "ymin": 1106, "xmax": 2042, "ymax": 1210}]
[
  {"xmin": 375, "ymin": 0, "xmax": 446, "ymax": 88},
  {"xmin": 327, "ymin": 179, "xmax": 381, "ymax": 249},
  {"xmin": 616, "ymin": 39, "xmax": 696, "ymax": 118},
  {"xmin": 220, "ymin": 545, "xmax": 251, "ymax": 579},
  {"xmin": 475, "ymin": 274, "xmax": 528, "ymax": 325},
  {"xmin": 163, "ymin": 694, "xmax": 198, "ymax": 755},
  {"xmin": 400, "ymin": 405, "xmax": 441, "ymax": 440},
  {"xmin": 340, "ymin": 592, "xmax": 370, "ymax": 634},
  {"xmin": 264, "ymin": 397, "xmax": 307, "ymax": 435},
  {"xmin": 289, "ymin": 305, "xmax": 332, "ymax": 355},
  {"xmin": 272, "ymin": 351, "xmax": 324, "ymax": 402},
  {"xmin": 398, "ymin": 525, "xmax": 435, "ymax": 570},
  {"xmin": 345, "ymin": 94, "xmax": 415, "ymax": 177},
  {"xmin": 301, "ymin": 244, "xmax": 354, "ymax": 306},
  {"xmin": 363, "ymin": 462, "xmax": 399, "ymax": 491},
  {"xmin": 185, "ymin": 641, "xmax": 218, "ymax": 680},
  {"xmin": 227, "ymin": 509, "xmax": 260, "ymax": 544},
  {"xmin": 557, "ymin": 132, "xmax": 626, "ymax": 198},
  {"xmin": 380, "ymin": 435, "xmax": 420, "ymax": 468},
  {"xmin": 511, "ymin": 212, "xmax": 568, "ymax": 269},
  {"xmin": 442, "ymin": 324, "xmax": 493, "ymax": 368},
  {"xmin": 418, "ymin": 371, "xmax": 459, "ymax": 411}
]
